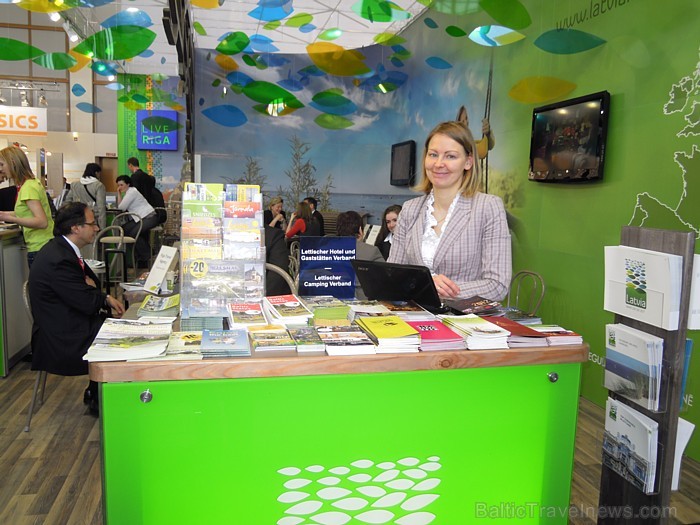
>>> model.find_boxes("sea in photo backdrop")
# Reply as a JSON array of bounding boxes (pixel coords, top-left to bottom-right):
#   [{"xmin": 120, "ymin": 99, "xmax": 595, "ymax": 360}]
[{"xmin": 263, "ymin": 193, "xmax": 414, "ymax": 226}]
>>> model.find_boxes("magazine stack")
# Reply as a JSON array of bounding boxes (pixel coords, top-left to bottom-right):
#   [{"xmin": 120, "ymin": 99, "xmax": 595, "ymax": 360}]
[
  {"xmin": 356, "ymin": 315, "xmax": 420, "ymax": 353},
  {"xmin": 287, "ymin": 326, "xmax": 326, "ymax": 355},
  {"xmin": 439, "ymin": 314, "xmax": 509, "ymax": 350},
  {"xmin": 316, "ymin": 325, "xmax": 376, "ymax": 356},
  {"xmin": 602, "ymin": 396, "xmax": 659, "ymax": 494},
  {"xmin": 200, "ymin": 328, "xmax": 251, "ymax": 358},
  {"xmin": 604, "ymin": 323, "xmax": 664, "ymax": 411},
  {"xmin": 406, "ymin": 320, "xmax": 467, "ymax": 351},
  {"xmin": 263, "ymin": 294, "xmax": 314, "ymax": 326},
  {"xmin": 84, "ymin": 318, "xmax": 173, "ymax": 361}
]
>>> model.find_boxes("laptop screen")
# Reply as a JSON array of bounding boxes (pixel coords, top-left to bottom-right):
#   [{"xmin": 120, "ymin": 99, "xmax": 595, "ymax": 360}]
[
  {"xmin": 105, "ymin": 193, "xmax": 118, "ymax": 208},
  {"xmin": 351, "ymin": 260, "xmax": 444, "ymax": 311}
]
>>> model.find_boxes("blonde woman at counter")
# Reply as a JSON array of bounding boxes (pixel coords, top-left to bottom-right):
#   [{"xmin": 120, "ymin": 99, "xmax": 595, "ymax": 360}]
[{"xmin": 0, "ymin": 146, "xmax": 54, "ymax": 267}]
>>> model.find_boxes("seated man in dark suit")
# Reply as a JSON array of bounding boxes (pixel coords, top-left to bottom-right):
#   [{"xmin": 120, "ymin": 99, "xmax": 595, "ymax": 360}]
[
  {"xmin": 304, "ymin": 197, "xmax": 325, "ymax": 236},
  {"xmin": 29, "ymin": 202, "xmax": 125, "ymax": 414},
  {"xmin": 336, "ymin": 210, "xmax": 384, "ymax": 299}
]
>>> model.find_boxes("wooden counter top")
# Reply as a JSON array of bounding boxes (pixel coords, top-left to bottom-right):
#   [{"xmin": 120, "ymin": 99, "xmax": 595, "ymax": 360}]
[
  {"xmin": 0, "ymin": 226, "xmax": 21, "ymax": 240},
  {"xmin": 90, "ymin": 343, "xmax": 589, "ymax": 383}
]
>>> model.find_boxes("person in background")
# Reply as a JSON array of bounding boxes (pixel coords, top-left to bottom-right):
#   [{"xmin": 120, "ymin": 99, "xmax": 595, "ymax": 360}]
[
  {"xmin": 286, "ymin": 201, "xmax": 321, "ymax": 238},
  {"xmin": 116, "ymin": 175, "xmax": 159, "ymax": 268},
  {"xmin": 265, "ymin": 225, "xmax": 292, "ymax": 295},
  {"xmin": 264, "ymin": 196, "xmax": 287, "ymax": 229},
  {"xmin": 304, "ymin": 196, "xmax": 325, "ymax": 236},
  {"xmin": 388, "ymin": 118, "xmax": 511, "ymax": 301},
  {"xmin": 66, "ymin": 163, "xmax": 107, "ymax": 230},
  {"xmin": 336, "ymin": 210, "xmax": 384, "ymax": 299},
  {"xmin": 54, "ymin": 177, "xmax": 71, "ymax": 209},
  {"xmin": 29, "ymin": 202, "xmax": 125, "ymax": 415},
  {"xmin": 127, "ymin": 157, "xmax": 154, "ymax": 201},
  {"xmin": 0, "ymin": 146, "xmax": 54, "ymax": 267},
  {"xmin": 374, "ymin": 204, "xmax": 402, "ymax": 260}
]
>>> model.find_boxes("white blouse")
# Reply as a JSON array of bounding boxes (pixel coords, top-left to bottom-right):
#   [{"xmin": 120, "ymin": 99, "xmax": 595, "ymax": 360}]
[{"xmin": 420, "ymin": 191, "xmax": 460, "ymax": 272}]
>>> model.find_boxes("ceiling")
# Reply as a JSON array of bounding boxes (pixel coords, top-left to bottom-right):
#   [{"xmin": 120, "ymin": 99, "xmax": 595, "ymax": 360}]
[{"xmin": 54, "ymin": 0, "xmax": 429, "ymax": 77}]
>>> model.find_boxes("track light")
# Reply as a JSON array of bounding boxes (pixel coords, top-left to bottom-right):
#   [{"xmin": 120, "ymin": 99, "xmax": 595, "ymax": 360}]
[
  {"xmin": 49, "ymin": 12, "xmax": 61, "ymax": 22},
  {"xmin": 39, "ymin": 90, "xmax": 48, "ymax": 107},
  {"xmin": 20, "ymin": 91, "xmax": 31, "ymax": 107},
  {"xmin": 63, "ymin": 21, "xmax": 79, "ymax": 42},
  {"xmin": 0, "ymin": 90, "xmax": 6, "ymax": 105}
]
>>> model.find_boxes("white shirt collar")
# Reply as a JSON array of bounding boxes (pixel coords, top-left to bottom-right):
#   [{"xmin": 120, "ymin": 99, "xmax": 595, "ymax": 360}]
[{"xmin": 62, "ymin": 235, "xmax": 82, "ymax": 260}]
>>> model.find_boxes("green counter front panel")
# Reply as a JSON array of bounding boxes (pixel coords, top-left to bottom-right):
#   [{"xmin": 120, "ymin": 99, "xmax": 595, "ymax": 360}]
[{"xmin": 101, "ymin": 363, "xmax": 581, "ymax": 524}]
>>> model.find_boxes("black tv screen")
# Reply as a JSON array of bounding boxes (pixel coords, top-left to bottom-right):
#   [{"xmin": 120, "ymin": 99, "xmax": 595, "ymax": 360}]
[
  {"xmin": 529, "ymin": 90, "xmax": 610, "ymax": 183},
  {"xmin": 390, "ymin": 140, "xmax": 416, "ymax": 186}
]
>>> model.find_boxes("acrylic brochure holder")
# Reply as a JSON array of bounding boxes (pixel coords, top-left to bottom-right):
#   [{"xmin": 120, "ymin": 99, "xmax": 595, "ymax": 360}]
[{"xmin": 598, "ymin": 226, "xmax": 695, "ymax": 524}]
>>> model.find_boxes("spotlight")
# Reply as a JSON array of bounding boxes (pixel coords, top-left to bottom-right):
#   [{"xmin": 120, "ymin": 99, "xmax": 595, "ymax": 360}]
[
  {"xmin": 0, "ymin": 90, "xmax": 6, "ymax": 105},
  {"xmin": 107, "ymin": 75, "xmax": 115, "ymax": 81},
  {"xmin": 39, "ymin": 90, "xmax": 48, "ymax": 107},
  {"xmin": 63, "ymin": 21, "xmax": 79, "ymax": 42},
  {"xmin": 49, "ymin": 12, "xmax": 61, "ymax": 22},
  {"xmin": 20, "ymin": 91, "xmax": 31, "ymax": 107}
]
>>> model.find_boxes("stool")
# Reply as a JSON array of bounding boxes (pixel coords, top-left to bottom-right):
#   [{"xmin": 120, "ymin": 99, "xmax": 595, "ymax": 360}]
[
  {"xmin": 104, "ymin": 247, "xmax": 126, "ymax": 296},
  {"xmin": 149, "ymin": 225, "xmax": 164, "ymax": 265}
]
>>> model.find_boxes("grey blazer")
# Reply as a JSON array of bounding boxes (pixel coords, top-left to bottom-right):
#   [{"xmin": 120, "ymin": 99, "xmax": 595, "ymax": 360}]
[{"xmin": 388, "ymin": 192, "xmax": 511, "ymax": 301}]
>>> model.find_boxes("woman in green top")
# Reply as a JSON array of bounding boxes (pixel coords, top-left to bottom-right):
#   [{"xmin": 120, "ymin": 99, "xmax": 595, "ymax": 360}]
[{"xmin": 0, "ymin": 146, "xmax": 55, "ymax": 267}]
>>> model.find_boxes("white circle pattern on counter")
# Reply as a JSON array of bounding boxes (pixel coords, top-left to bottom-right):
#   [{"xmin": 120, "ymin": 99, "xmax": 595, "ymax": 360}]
[{"xmin": 277, "ymin": 456, "xmax": 441, "ymax": 524}]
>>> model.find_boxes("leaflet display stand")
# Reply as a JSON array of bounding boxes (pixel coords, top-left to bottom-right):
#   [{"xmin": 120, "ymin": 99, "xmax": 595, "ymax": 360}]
[{"xmin": 598, "ymin": 226, "xmax": 695, "ymax": 524}]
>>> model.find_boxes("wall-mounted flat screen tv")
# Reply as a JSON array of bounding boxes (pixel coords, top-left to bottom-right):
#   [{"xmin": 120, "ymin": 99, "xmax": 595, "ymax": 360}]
[
  {"xmin": 390, "ymin": 140, "xmax": 416, "ymax": 187},
  {"xmin": 528, "ymin": 90, "xmax": 610, "ymax": 183}
]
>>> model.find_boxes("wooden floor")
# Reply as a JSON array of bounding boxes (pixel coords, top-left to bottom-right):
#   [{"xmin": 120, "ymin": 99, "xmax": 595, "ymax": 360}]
[{"xmin": 1, "ymin": 361, "xmax": 699, "ymax": 524}]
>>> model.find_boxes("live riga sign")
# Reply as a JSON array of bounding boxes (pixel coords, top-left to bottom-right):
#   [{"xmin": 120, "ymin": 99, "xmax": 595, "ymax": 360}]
[
  {"xmin": 136, "ymin": 109, "xmax": 179, "ymax": 151},
  {"xmin": 0, "ymin": 107, "xmax": 48, "ymax": 136}
]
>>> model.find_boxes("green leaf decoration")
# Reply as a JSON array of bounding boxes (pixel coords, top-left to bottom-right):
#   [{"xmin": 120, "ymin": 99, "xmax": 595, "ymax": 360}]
[
  {"xmin": 73, "ymin": 26, "xmax": 156, "ymax": 60},
  {"xmin": 141, "ymin": 116, "xmax": 182, "ymax": 132},
  {"xmin": 353, "ymin": 0, "xmax": 394, "ymax": 22},
  {"xmin": 534, "ymin": 28, "xmax": 606, "ymax": 54},
  {"xmin": 319, "ymin": 29, "xmax": 343, "ymax": 41},
  {"xmin": 251, "ymin": 103, "xmax": 301, "ymax": 117},
  {"xmin": 193, "ymin": 22, "xmax": 207, "ymax": 36},
  {"xmin": 131, "ymin": 93, "xmax": 150, "ymax": 104},
  {"xmin": 215, "ymin": 32, "xmax": 250, "ymax": 56},
  {"xmin": 373, "ymin": 33, "xmax": 406, "ymax": 46},
  {"xmin": 315, "ymin": 114, "xmax": 354, "ymax": 130},
  {"xmin": 264, "ymin": 20, "xmax": 281, "ymax": 30},
  {"xmin": 212, "ymin": 79, "xmax": 221, "ymax": 87},
  {"xmin": 117, "ymin": 95, "xmax": 130, "ymax": 103},
  {"xmin": 33, "ymin": 52, "xmax": 77, "ymax": 70},
  {"xmin": 242, "ymin": 81, "xmax": 304, "ymax": 110},
  {"xmin": 479, "ymin": 0, "xmax": 531, "ymax": 30},
  {"xmin": 242, "ymin": 55, "xmax": 257, "ymax": 67},
  {"xmin": 0, "ymin": 37, "xmax": 44, "ymax": 61},
  {"xmin": 446, "ymin": 26, "xmax": 467, "ymax": 38},
  {"xmin": 286, "ymin": 13, "xmax": 313, "ymax": 27}
]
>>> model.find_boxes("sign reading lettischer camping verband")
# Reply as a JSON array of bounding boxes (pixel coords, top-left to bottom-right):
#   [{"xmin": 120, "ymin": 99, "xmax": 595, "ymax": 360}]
[
  {"xmin": 0, "ymin": 106, "xmax": 47, "ymax": 136},
  {"xmin": 136, "ymin": 109, "xmax": 178, "ymax": 151},
  {"xmin": 299, "ymin": 236, "xmax": 356, "ymax": 299}
]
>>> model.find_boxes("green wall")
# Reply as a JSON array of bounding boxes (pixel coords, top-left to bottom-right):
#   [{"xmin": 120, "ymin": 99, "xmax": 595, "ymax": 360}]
[{"xmin": 466, "ymin": 0, "xmax": 699, "ymax": 458}]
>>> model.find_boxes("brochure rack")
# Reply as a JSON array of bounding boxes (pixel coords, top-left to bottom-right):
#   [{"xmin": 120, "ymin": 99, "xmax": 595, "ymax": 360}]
[{"xmin": 598, "ymin": 226, "xmax": 695, "ymax": 524}]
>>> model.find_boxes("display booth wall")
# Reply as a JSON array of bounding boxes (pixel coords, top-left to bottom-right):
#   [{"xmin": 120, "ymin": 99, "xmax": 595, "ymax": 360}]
[
  {"xmin": 116, "ymin": 74, "xmax": 186, "ymax": 196},
  {"xmin": 192, "ymin": 0, "xmax": 700, "ymax": 459}
]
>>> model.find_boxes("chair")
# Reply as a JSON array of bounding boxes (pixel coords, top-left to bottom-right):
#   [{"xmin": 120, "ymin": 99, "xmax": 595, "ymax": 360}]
[
  {"xmin": 265, "ymin": 262, "xmax": 298, "ymax": 295},
  {"xmin": 149, "ymin": 207, "xmax": 167, "ymax": 264},
  {"xmin": 93, "ymin": 225, "xmax": 128, "ymax": 295},
  {"xmin": 23, "ymin": 280, "xmax": 47, "ymax": 433},
  {"xmin": 104, "ymin": 212, "xmax": 143, "ymax": 274},
  {"xmin": 506, "ymin": 270, "xmax": 546, "ymax": 316},
  {"xmin": 288, "ymin": 239, "xmax": 301, "ymax": 282}
]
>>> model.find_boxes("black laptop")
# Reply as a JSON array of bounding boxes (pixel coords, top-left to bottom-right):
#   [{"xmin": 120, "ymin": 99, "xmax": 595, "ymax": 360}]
[{"xmin": 351, "ymin": 260, "xmax": 466, "ymax": 314}]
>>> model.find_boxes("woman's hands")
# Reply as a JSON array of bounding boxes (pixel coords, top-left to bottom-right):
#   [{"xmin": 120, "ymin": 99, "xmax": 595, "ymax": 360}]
[{"xmin": 433, "ymin": 273, "xmax": 460, "ymax": 298}]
